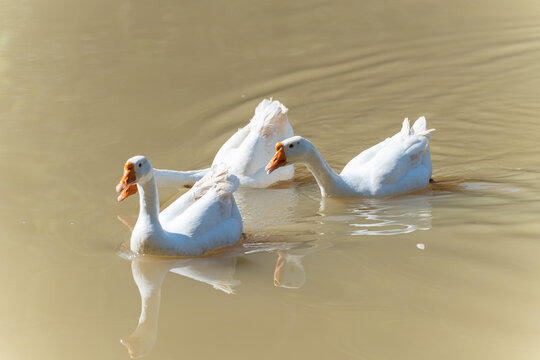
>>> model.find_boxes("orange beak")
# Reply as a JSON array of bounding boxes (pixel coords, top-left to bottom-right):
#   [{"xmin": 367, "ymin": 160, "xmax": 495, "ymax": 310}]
[
  {"xmin": 116, "ymin": 162, "xmax": 138, "ymax": 202},
  {"xmin": 265, "ymin": 142, "xmax": 287, "ymax": 174}
]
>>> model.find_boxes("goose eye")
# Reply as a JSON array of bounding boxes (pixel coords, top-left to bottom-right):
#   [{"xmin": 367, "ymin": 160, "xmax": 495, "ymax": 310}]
[{"xmin": 289, "ymin": 144, "xmax": 294, "ymax": 148}]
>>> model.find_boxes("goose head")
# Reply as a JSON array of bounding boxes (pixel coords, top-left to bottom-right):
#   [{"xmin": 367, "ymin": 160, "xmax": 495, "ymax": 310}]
[
  {"xmin": 116, "ymin": 155, "xmax": 153, "ymax": 202},
  {"xmin": 265, "ymin": 136, "xmax": 310, "ymax": 174}
]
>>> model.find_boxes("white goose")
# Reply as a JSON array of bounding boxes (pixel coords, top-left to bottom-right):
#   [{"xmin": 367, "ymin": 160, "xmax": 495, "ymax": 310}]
[
  {"xmin": 116, "ymin": 156, "xmax": 243, "ymax": 256},
  {"xmin": 152, "ymin": 98, "xmax": 294, "ymax": 189},
  {"xmin": 266, "ymin": 117, "xmax": 434, "ymax": 198}
]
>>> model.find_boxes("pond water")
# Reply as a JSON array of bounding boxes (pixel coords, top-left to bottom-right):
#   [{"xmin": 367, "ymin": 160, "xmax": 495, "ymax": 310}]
[{"xmin": 1, "ymin": 0, "xmax": 540, "ymax": 359}]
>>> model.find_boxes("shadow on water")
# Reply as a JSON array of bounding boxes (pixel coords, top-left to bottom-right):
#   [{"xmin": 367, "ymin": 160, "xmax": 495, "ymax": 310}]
[{"xmin": 117, "ymin": 239, "xmax": 329, "ymax": 359}]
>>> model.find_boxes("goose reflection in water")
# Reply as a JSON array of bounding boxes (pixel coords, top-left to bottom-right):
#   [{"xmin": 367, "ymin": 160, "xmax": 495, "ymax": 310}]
[
  {"xmin": 318, "ymin": 191, "xmax": 434, "ymax": 236},
  {"xmin": 318, "ymin": 178, "xmax": 517, "ymax": 237},
  {"xmin": 316, "ymin": 179, "xmax": 507, "ymax": 237},
  {"xmin": 272, "ymin": 240, "xmax": 329, "ymax": 288},
  {"xmin": 118, "ymin": 239, "xmax": 327, "ymax": 359},
  {"xmin": 119, "ymin": 254, "xmax": 239, "ymax": 359}
]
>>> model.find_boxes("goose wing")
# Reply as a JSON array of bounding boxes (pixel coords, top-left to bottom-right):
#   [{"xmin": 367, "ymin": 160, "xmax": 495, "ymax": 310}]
[
  {"xmin": 160, "ymin": 165, "xmax": 243, "ymax": 254},
  {"xmin": 341, "ymin": 117, "xmax": 433, "ymax": 187}
]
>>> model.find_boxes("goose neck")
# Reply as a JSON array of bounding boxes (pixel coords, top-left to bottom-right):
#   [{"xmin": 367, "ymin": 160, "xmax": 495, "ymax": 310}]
[
  {"xmin": 304, "ymin": 146, "xmax": 349, "ymax": 197},
  {"xmin": 137, "ymin": 177, "xmax": 161, "ymax": 225}
]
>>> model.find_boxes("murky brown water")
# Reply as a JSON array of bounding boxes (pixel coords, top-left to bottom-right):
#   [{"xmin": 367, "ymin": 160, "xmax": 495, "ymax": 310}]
[{"xmin": 2, "ymin": 0, "xmax": 540, "ymax": 359}]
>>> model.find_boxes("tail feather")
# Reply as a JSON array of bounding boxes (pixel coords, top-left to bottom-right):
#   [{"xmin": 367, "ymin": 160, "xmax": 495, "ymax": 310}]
[
  {"xmin": 400, "ymin": 118, "xmax": 411, "ymax": 138},
  {"xmin": 251, "ymin": 99, "xmax": 288, "ymax": 138},
  {"xmin": 412, "ymin": 116, "xmax": 426, "ymax": 133},
  {"xmin": 405, "ymin": 116, "xmax": 435, "ymax": 137}
]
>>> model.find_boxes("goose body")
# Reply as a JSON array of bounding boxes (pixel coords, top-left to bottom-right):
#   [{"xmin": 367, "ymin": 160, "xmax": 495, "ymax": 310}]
[
  {"xmin": 116, "ymin": 156, "xmax": 242, "ymax": 256},
  {"xmin": 153, "ymin": 99, "xmax": 294, "ymax": 189},
  {"xmin": 266, "ymin": 117, "xmax": 434, "ymax": 198}
]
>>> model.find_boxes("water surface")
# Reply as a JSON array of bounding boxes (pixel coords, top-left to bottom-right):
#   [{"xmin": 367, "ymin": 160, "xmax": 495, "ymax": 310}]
[{"xmin": 1, "ymin": 0, "xmax": 540, "ymax": 359}]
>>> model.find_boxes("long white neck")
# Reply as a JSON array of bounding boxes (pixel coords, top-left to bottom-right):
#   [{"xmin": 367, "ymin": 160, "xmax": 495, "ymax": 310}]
[
  {"xmin": 137, "ymin": 177, "xmax": 161, "ymax": 226},
  {"xmin": 131, "ymin": 176, "xmax": 169, "ymax": 254},
  {"xmin": 153, "ymin": 168, "xmax": 209, "ymax": 188},
  {"xmin": 302, "ymin": 145, "xmax": 353, "ymax": 197}
]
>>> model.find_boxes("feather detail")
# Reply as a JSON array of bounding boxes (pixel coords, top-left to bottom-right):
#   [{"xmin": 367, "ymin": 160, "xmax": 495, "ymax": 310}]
[
  {"xmin": 192, "ymin": 163, "xmax": 240, "ymax": 200},
  {"xmin": 252, "ymin": 99, "xmax": 289, "ymax": 138},
  {"xmin": 400, "ymin": 118, "xmax": 411, "ymax": 139},
  {"xmin": 411, "ymin": 116, "xmax": 435, "ymax": 137}
]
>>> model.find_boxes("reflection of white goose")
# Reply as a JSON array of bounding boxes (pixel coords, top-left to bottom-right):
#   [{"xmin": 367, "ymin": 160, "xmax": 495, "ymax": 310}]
[
  {"xmin": 319, "ymin": 194, "xmax": 432, "ymax": 236},
  {"xmin": 153, "ymin": 99, "xmax": 295, "ymax": 189},
  {"xmin": 169, "ymin": 256, "xmax": 239, "ymax": 294},
  {"xmin": 273, "ymin": 253, "xmax": 306, "ymax": 289},
  {"xmin": 121, "ymin": 255, "xmax": 240, "ymax": 359},
  {"xmin": 119, "ymin": 239, "xmax": 328, "ymax": 358},
  {"xmin": 272, "ymin": 240, "xmax": 332, "ymax": 289}
]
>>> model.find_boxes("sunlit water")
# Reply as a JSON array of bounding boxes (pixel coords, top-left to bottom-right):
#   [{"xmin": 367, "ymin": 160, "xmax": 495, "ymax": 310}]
[{"xmin": 1, "ymin": 0, "xmax": 540, "ymax": 359}]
